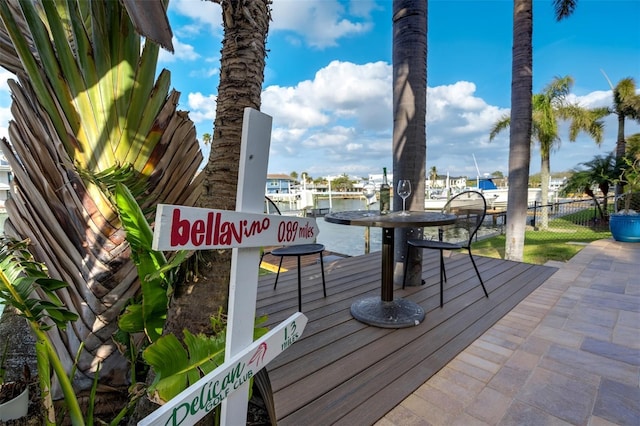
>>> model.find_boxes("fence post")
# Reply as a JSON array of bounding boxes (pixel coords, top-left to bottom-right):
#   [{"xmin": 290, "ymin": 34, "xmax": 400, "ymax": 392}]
[{"xmin": 531, "ymin": 201, "xmax": 537, "ymax": 227}]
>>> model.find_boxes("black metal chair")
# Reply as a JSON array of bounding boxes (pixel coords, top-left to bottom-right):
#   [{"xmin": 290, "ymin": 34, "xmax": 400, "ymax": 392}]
[
  {"xmin": 403, "ymin": 190, "xmax": 489, "ymax": 307},
  {"xmin": 263, "ymin": 197, "xmax": 327, "ymax": 312}
]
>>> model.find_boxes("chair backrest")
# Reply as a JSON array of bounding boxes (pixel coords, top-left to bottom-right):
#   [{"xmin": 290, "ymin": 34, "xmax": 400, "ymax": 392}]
[
  {"xmin": 264, "ymin": 196, "xmax": 282, "ymax": 215},
  {"xmin": 441, "ymin": 191, "xmax": 487, "ymax": 248}
]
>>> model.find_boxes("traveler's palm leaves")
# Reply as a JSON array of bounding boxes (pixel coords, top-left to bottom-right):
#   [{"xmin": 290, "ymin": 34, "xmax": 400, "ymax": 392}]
[{"xmin": 0, "ymin": 0, "xmax": 203, "ymax": 392}]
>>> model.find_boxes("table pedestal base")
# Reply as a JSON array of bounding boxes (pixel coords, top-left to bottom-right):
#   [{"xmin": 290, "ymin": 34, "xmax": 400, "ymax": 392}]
[{"xmin": 350, "ymin": 297, "xmax": 425, "ymax": 328}]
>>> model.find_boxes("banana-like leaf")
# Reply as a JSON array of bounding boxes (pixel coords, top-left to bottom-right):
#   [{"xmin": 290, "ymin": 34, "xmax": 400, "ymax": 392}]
[
  {"xmin": 0, "ymin": 237, "xmax": 79, "ymax": 330},
  {"xmin": 0, "ymin": 0, "xmax": 203, "ymax": 393},
  {"xmin": 144, "ymin": 329, "xmax": 226, "ymax": 404},
  {"xmin": 114, "ymin": 182, "xmax": 171, "ymax": 342}
]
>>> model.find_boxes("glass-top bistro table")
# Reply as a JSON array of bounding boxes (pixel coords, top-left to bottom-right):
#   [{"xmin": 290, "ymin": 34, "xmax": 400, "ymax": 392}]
[{"xmin": 324, "ymin": 210, "xmax": 456, "ymax": 328}]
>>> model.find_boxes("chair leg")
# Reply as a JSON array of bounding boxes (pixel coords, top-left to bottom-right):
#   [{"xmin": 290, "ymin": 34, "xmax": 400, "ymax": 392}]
[
  {"xmin": 439, "ymin": 249, "xmax": 445, "ymax": 307},
  {"xmin": 467, "ymin": 248, "xmax": 488, "ymax": 298},
  {"xmin": 319, "ymin": 252, "xmax": 327, "ymax": 297},
  {"xmin": 273, "ymin": 256, "xmax": 284, "ymax": 290},
  {"xmin": 297, "ymin": 256, "xmax": 302, "ymax": 312},
  {"xmin": 402, "ymin": 244, "xmax": 412, "ymax": 289}
]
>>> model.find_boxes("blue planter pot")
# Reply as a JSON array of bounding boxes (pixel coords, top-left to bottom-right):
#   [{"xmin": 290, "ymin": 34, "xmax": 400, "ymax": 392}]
[{"xmin": 609, "ymin": 214, "xmax": 640, "ymax": 242}]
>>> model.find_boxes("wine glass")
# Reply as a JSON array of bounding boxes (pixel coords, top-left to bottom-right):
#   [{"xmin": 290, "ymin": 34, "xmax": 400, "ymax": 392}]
[
  {"xmin": 362, "ymin": 180, "xmax": 377, "ymax": 216},
  {"xmin": 397, "ymin": 179, "xmax": 411, "ymax": 216}
]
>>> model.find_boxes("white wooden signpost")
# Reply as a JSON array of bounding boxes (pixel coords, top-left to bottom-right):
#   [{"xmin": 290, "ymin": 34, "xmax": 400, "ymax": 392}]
[
  {"xmin": 141, "ymin": 108, "xmax": 318, "ymax": 425},
  {"xmin": 138, "ymin": 312, "xmax": 307, "ymax": 426}
]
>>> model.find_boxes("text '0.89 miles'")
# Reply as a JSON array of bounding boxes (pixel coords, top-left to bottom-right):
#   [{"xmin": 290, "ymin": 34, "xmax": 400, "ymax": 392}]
[{"xmin": 278, "ymin": 220, "xmax": 315, "ymax": 242}]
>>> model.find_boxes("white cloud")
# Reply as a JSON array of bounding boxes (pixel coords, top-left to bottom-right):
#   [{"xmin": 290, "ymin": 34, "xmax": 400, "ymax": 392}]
[
  {"xmin": 187, "ymin": 92, "xmax": 217, "ymax": 124},
  {"xmin": 170, "ymin": 0, "xmax": 222, "ymax": 33},
  {"xmin": 271, "ymin": 0, "xmax": 373, "ymax": 48},
  {"xmin": 159, "ymin": 37, "xmax": 200, "ymax": 63}
]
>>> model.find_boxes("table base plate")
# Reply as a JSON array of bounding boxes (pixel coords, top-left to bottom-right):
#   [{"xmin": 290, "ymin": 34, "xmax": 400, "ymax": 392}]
[{"xmin": 350, "ymin": 297, "xmax": 425, "ymax": 328}]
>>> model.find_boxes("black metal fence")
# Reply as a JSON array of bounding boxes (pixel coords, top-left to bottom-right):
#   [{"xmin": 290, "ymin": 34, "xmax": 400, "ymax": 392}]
[{"xmin": 486, "ymin": 192, "xmax": 640, "ymax": 241}]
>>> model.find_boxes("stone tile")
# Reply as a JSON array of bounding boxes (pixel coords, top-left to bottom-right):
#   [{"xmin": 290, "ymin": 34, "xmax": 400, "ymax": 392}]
[
  {"xmin": 588, "ymin": 415, "xmax": 626, "ymax": 426},
  {"xmin": 593, "ymin": 378, "xmax": 640, "ymax": 425},
  {"xmin": 617, "ymin": 310, "xmax": 640, "ymax": 329},
  {"xmin": 539, "ymin": 313, "xmax": 568, "ymax": 329},
  {"xmin": 457, "ymin": 352, "xmax": 502, "ymax": 375},
  {"xmin": 545, "ymin": 344, "xmax": 639, "ymax": 386},
  {"xmin": 501, "ymin": 313, "xmax": 538, "ymax": 332},
  {"xmin": 519, "ymin": 335, "xmax": 553, "ymax": 356},
  {"xmin": 532, "ymin": 325, "xmax": 584, "ymax": 348},
  {"xmin": 427, "ymin": 370, "xmax": 483, "ymax": 405},
  {"xmin": 538, "ymin": 356, "xmax": 601, "ymax": 387},
  {"xmin": 465, "ymin": 387, "xmax": 512, "ymax": 424},
  {"xmin": 498, "ymin": 400, "xmax": 573, "ymax": 426},
  {"xmin": 433, "ymin": 365, "xmax": 486, "ymax": 395},
  {"xmin": 414, "ymin": 383, "xmax": 464, "ymax": 415},
  {"xmin": 474, "ymin": 337, "xmax": 517, "ymax": 358},
  {"xmin": 591, "ymin": 282, "xmax": 627, "ymax": 294},
  {"xmin": 509, "ymin": 310, "xmax": 543, "ymax": 325},
  {"xmin": 467, "ymin": 344, "xmax": 511, "ymax": 366},
  {"xmin": 480, "ymin": 331, "xmax": 522, "ymax": 351},
  {"xmin": 492, "ymin": 323, "xmax": 532, "ymax": 339},
  {"xmin": 487, "ymin": 365, "xmax": 532, "ymax": 396},
  {"xmin": 612, "ymin": 324, "xmax": 640, "ymax": 350},
  {"xmin": 580, "ymin": 292, "xmax": 640, "ymax": 313},
  {"xmin": 504, "ymin": 349, "xmax": 541, "ymax": 371},
  {"xmin": 379, "ymin": 402, "xmax": 432, "ymax": 426},
  {"xmin": 448, "ymin": 358, "xmax": 495, "ymax": 383},
  {"xmin": 400, "ymin": 393, "xmax": 452, "ymax": 425},
  {"xmin": 581, "ymin": 336, "xmax": 640, "ymax": 366},
  {"xmin": 373, "ymin": 417, "xmax": 397, "ymax": 426},
  {"xmin": 569, "ymin": 305, "xmax": 618, "ymax": 328},
  {"xmin": 563, "ymin": 318, "xmax": 613, "ymax": 341},
  {"xmin": 515, "ymin": 367, "xmax": 597, "ymax": 425},
  {"xmin": 449, "ymin": 412, "xmax": 492, "ymax": 426}
]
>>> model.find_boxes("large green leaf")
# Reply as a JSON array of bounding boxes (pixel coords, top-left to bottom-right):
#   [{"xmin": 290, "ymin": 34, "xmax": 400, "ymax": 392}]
[
  {"xmin": 144, "ymin": 329, "xmax": 226, "ymax": 403},
  {"xmin": 0, "ymin": 237, "xmax": 79, "ymax": 330},
  {"xmin": 114, "ymin": 182, "xmax": 171, "ymax": 342}
]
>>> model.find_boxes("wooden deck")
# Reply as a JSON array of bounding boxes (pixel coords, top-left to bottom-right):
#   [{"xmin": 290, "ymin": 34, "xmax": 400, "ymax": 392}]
[{"xmin": 256, "ymin": 250, "xmax": 557, "ymax": 425}]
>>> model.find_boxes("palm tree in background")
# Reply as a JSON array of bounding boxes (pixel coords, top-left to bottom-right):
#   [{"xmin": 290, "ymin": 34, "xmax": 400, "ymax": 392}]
[
  {"xmin": 602, "ymin": 76, "xmax": 640, "ymax": 195},
  {"xmin": 491, "ymin": 75, "xmax": 605, "ymax": 229},
  {"xmin": 392, "ymin": 0, "xmax": 427, "ymax": 286},
  {"xmin": 0, "ymin": 0, "xmax": 202, "ymax": 403},
  {"xmin": 429, "ymin": 166, "xmax": 438, "ymax": 187}
]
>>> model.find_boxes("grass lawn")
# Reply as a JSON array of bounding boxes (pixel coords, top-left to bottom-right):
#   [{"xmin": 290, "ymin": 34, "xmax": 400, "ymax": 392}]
[{"xmin": 473, "ymin": 212, "xmax": 612, "ymax": 264}]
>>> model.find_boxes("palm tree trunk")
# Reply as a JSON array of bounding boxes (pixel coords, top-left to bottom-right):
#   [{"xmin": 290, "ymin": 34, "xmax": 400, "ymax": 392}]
[
  {"xmin": 164, "ymin": 0, "xmax": 270, "ymax": 337},
  {"xmin": 539, "ymin": 153, "xmax": 550, "ymax": 229},
  {"xmin": 392, "ymin": 0, "xmax": 427, "ymax": 286},
  {"xmin": 505, "ymin": 0, "xmax": 533, "ymax": 261}
]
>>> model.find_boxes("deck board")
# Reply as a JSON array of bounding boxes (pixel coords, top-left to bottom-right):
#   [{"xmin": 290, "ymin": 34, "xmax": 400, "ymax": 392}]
[{"xmin": 256, "ymin": 250, "xmax": 557, "ymax": 425}]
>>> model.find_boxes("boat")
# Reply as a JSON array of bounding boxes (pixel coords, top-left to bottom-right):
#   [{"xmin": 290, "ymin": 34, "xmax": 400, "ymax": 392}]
[{"xmin": 424, "ymin": 178, "xmax": 542, "ymax": 211}]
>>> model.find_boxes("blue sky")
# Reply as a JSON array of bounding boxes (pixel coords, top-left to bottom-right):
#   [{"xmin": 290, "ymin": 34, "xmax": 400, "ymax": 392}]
[{"xmin": 1, "ymin": 0, "xmax": 639, "ymax": 181}]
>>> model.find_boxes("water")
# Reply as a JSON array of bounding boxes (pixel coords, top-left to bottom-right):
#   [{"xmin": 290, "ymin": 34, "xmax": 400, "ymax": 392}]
[{"xmin": 275, "ymin": 197, "xmax": 383, "ymax": 256}]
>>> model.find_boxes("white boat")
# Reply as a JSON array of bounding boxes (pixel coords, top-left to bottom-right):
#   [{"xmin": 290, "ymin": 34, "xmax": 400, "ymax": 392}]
[{"xmin": 424, "ymin": 178, "xmax": 542, "ymax": 211}]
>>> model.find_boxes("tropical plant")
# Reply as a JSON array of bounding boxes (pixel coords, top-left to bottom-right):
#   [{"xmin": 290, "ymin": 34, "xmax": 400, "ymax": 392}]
[
  {"xmin": 0, "ymin": 0, "xmax": 202, "ymax": 407},
  {"xmin": 561, "ymin": 153, "xmax": 617, "ymax": 218},
  {"xmin": 0, "ymin": 236, "xmax": 82, "ymax": 424},
  {"xmin": 491, "ymin": 75, "xmax": 605, "ymax": 229},
  {"xmin": 392, "ymin": 0, "xmax": 427, "ymax": 286},
  {"xmin": 613, "ymin": 155, "xmax": 640, "ymax": 214},
  {"xmin": 601, "ymin": 75, "xmax": 640, "ymax": 196}
]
